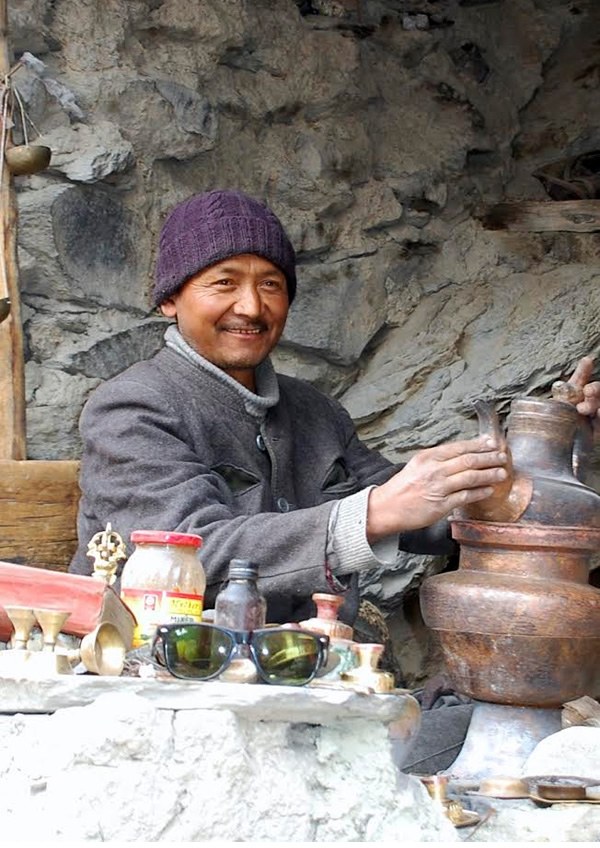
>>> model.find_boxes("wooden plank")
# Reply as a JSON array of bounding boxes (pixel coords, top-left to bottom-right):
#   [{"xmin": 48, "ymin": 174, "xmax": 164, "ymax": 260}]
[
  {"xmin": 0, "ymin": 0, "xmax": 25, "ymax": 459},
  {"xmin": 0, "ymin": 460, "xmax": 81, "ymax": 571},
  {"xmin": 480, "ymin": 200, "xmax": 600, "ymax": 233}
]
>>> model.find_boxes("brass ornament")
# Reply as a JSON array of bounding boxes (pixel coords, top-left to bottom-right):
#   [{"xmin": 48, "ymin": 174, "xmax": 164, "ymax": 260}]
[{"xmin": 86, "ymin": 522, "xmax": 127, "ymax": 586}]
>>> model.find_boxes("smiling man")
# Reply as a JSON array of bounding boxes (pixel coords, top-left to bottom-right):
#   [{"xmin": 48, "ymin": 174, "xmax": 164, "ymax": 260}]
[
  {"xmin": 159, "ymin": 253, "xmax": 289, "ymax": 392},
  {"xmin": 70, "ymin": 189, "xmax": 600, "ymax": 629}
]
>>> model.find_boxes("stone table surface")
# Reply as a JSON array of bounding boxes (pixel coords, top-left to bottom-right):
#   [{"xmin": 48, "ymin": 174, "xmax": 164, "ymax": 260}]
[
  {"xmin": 0, "ymin": 673, "xmax": 458, "ymax": 842},
  {"xmin": 0, "ymin": 671, "xmax": 420, "ymax": 723}
]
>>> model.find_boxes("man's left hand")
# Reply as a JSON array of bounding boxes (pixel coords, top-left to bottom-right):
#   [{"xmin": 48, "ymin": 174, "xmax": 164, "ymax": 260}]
[{"xmin": 569, "ymin": 355, "xmax": 600, "ymax": 437}]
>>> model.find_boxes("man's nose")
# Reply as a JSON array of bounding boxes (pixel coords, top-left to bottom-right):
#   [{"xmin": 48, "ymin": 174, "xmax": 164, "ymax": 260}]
[{"xmin": 233, "ymin": 284, "xmax": 262, "ymax": 316}]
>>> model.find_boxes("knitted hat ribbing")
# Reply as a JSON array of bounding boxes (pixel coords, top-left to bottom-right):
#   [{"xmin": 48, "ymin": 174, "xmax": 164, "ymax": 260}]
[{"xmin": 154, "ymin": 189, "xmax": 297, "ymax": 306}]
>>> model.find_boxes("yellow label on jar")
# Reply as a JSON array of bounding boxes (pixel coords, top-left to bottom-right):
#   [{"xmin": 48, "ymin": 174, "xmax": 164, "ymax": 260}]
[
  {"xmin": 121, "ymin": 588, "xmax": 204, "ymax": 648},
  {"xmin": 163, "ymin": 591, "xmax": 203, "ymax": 622}
]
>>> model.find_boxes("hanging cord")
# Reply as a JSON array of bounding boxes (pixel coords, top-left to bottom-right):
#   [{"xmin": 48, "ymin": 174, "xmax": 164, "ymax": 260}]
[
  {"xmin": 0, "ymin": 74, "xmax": 11, "ymax": 309},
  {"xmin": 0, "ymin": 62, "xmax": 43, "ymax": 323},
  {"xmin": 12, "ymin": 83, "xmax": 28, "ymax": 147}
]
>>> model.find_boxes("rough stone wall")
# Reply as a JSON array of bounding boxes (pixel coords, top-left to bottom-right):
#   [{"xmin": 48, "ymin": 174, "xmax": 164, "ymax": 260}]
[
  {"xmin": 7, "ymin": 0, "xmax": 600, "ymax": 681},
  {"xmin": 0, "ymin": 689, "xmax": 457, "ymax": 842}
]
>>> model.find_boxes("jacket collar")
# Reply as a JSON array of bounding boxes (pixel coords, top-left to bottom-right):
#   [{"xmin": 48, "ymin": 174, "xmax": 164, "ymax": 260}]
[{"xmin": 164, "ymin": 324, "xmax": 279, "ymax": 418}]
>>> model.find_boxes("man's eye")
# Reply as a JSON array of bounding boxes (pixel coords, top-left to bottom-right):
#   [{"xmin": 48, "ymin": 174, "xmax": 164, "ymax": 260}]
[{"xmin": 262, "ymin": 279, "xmax": 284, "ymax": 289}]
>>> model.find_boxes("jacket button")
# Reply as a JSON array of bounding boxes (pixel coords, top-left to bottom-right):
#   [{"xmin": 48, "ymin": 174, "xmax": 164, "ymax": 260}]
[
  {"xmin": 256, "ymin": 434, "xmax": 267, "ymax": 452},
  {"xmin": 277, "ymin": 497, "xmax": 290, "ymax": 513}
]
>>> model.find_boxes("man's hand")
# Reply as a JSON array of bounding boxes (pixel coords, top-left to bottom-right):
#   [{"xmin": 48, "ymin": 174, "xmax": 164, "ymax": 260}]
[
  {"xmin": 366, "ymin": 436, "xmax": 508, "ymax": 541},
  {"xmin": 568, "ymin": 355, "xmax": 600, "ymax": 438}
]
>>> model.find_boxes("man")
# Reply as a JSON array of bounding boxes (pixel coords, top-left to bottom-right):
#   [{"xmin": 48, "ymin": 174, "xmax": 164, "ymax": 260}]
[{"xmin": 70, "ymin": 189, "xmax": 600, "ymax": 628}]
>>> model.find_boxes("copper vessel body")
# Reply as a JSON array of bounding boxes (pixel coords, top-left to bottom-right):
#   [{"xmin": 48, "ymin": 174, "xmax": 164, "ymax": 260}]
[{"xmin": 421, "ymin": 395, "xmax": 600, "ymax": 707}]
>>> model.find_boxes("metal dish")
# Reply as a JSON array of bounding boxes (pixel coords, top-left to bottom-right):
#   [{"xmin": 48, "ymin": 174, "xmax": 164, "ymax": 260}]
[
  {"xmin": 470, "ymin": 776, "xmax": 530, "ymax": 799},
  {"xmin": 526, "ymin": 775, "xmax": 600, "ymax": 805},
  {"xmin": 537, "ymin": 781, "xmax": 586, "ymax": 801}
]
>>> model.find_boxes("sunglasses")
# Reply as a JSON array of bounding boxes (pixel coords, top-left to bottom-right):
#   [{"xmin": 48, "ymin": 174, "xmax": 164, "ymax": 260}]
[{"xmin": 151, "ymin": 623, "xmax": 330, "ymax": 686}]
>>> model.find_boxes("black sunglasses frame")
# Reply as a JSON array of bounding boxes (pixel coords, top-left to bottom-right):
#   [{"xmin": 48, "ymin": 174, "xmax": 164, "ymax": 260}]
[{"xmin": 151, "ymin": 622, "xmax": 330, "ymax": 686}]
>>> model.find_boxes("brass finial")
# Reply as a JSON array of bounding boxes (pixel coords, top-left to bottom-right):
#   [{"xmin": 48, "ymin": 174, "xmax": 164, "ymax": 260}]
[{"xmin": 86, "ymin": 522, "xmax": 127, "ymax": 586}]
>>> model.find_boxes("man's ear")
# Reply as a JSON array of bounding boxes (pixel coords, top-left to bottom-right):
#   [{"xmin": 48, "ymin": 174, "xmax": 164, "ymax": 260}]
[{"xmin": 159, "ymin": 298, "xmax": 177, "ymax": 318}]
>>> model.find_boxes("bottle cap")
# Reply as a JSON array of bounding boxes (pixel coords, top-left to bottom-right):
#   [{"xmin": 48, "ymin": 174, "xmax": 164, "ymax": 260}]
[
  {"xmin": 130, "ymin": 531, "xmax": 203, "ymax": 547},
  {"xmin": 227, "ymin": 558, "xmax": 259, "ymax": 579}
]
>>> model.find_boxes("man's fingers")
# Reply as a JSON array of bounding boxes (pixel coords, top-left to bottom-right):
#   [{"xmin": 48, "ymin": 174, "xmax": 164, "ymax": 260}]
[
  {"xmin": 576, "ymin": 381, "xmax": 600, "ymax": 417},
  {"xmin": 427, "ymin": 435, "xmax": 501, "ymax": 461},
  {"xmin": 438, "ymin": 448, "xmax": 508, "ymax": 477},
  {"xmin": 423, "ymin": 465, "xmax": 507, "ymax": 502},
  {"xmin": 442, "ymin": 486, "xmax": 495, "ymax": 512},
  {"xmin": 569, "ymin": 355, "xmax": 595, "ymax": 389}
]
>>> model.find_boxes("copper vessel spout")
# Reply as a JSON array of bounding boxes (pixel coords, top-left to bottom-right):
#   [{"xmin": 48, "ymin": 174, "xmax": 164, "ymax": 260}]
[{"xmin": 459, "ymin": 400, "xmax": 532, "ymax": 523}]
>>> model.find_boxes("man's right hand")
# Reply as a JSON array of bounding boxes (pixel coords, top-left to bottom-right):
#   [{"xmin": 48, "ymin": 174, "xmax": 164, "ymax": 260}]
[{"xmin": 366, "ymin": 436, "xmax": 508, "ymax": 541}]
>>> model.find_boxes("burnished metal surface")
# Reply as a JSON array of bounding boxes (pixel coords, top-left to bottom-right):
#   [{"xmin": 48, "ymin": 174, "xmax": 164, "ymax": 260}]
[
  {"xmin": 4, "ymin": 143, "xmax": 51, "ymax": 176},
  {"xmin": 422, "ymin": 521, "xmax": 600, "ymax": 706},
  {"xmin": 443, "ymin": 702, "xmax": 562, "ymax": 781},
  {"xmin": 421, "ymin": 393, "xmax": 600, "ymax": 707}
]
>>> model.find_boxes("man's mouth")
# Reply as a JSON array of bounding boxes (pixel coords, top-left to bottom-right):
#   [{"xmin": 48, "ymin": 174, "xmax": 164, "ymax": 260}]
[{"xmin": 221, "ymin": 325, "xmax": 266, "ymax": 335}]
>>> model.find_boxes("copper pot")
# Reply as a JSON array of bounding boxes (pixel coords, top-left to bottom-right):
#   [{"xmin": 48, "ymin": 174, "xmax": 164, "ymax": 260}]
[
  {"xmin": 420, "ymin": 390, "xmax": 600, "ymax": 707},
  {"xmin": 421, "ymin": 521, "xmax": 600, "ymax": 706}
]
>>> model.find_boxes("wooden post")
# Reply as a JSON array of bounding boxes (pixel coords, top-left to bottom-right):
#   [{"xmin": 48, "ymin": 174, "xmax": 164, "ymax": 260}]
[
  {"xmin": 0, "ymin": 0, "xmax": 26, "ymax": 460},
  {"xmin": 0, "ymin": 3, "xmax": 81, "ymax": 571}
]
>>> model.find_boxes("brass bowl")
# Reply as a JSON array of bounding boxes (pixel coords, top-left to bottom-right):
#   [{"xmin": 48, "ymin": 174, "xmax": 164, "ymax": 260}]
[
  {"xmin": 4, "ymin": 144, "xmax": 52, "ymax": 176},
  {"xmin": 476, "ymin": 776, "xmax": 530, "ymax": 799}
]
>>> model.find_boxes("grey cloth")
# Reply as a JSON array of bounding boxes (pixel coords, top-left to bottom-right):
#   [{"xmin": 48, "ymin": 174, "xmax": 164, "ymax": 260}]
[
  {"xmin": 70, "ymin": 329, "xmax": 455, "ymax": 623},
  {"xmin": 398, "ymin": 704, "xmax": 474, "ymax": 775}
]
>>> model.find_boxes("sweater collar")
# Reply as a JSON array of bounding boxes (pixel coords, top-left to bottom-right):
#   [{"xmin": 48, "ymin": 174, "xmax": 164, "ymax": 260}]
[{"xmin": 164, "ymin": 324, "xmax": 279, "ymax": 417}]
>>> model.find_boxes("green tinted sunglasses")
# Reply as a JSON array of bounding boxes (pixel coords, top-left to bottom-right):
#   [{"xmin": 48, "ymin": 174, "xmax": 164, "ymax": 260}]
[{"xmin": 151, "ymin": 623, "xmax": 330, "ymax": 686}]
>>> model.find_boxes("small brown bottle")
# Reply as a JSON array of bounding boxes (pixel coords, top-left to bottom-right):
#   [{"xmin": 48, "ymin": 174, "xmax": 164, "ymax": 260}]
[{"xmin": 214, "ymin": 558, "xmax": 266, "ymax": 630}]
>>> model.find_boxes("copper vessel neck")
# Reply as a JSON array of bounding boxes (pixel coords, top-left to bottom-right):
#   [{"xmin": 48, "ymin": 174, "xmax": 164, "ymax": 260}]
[{"xmin": 507, "ymin": 398, "xmax": 578, "ymax": 473}]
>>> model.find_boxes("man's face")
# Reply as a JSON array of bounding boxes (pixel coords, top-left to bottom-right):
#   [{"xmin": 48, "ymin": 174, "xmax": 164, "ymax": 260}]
[{"xmin": 160, "ymin": 254, "xmax": 289, "ymax": 391}]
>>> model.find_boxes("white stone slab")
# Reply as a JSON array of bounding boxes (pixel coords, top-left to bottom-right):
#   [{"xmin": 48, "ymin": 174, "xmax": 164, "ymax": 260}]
[
  {"xmin": 523, "ymin": 726, "xmax": 600, "ymax": 781},
  {"xmin": 0, "ymin": 672, "xmax": 420, "ymax": 725}
]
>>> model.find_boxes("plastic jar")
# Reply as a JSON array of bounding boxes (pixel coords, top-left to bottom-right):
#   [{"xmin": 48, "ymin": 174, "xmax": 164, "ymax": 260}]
[{"xmin": 120, "ymin": 530, "xmax": 205, "ymax": 648}]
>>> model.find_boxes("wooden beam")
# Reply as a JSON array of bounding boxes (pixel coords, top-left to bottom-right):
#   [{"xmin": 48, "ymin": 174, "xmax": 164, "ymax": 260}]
[
  {"xmin": 0, "ymin": 460, "xmax": 81, "ymax": 571},
  {"xmin": 480, "ymin": 200, "xmax": 600, "ymax": 233},
  {"xmin": 0, "ymin": 0, "xmax": 25, "ymax": 459}
]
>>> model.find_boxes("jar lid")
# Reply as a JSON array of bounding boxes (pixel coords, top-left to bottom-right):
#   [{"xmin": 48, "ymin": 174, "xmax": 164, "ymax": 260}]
[{"xmin": 130, "ymin": 530, "xmax": 203, "ymax": 548}]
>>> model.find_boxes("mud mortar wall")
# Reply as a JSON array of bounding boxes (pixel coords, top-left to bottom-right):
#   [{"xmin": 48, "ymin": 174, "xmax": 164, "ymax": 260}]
[{"xmin": 8, "ymin": 0, "xmax": 600, "ymax": 682}]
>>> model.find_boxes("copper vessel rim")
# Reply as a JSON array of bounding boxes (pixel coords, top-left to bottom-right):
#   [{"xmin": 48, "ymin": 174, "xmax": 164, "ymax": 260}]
[{"xmin": 451, "ymin": 519, "xmax": 600, "ymax": 549}]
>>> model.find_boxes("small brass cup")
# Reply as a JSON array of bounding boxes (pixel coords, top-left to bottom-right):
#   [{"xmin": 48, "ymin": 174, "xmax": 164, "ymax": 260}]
[
  {"xmin": 4, "ymin": 606, "xmax": 37, "ymax": 650},
  {"xmin": 79, "ymin": 623, "xmax": 126, "ymax": 676}
]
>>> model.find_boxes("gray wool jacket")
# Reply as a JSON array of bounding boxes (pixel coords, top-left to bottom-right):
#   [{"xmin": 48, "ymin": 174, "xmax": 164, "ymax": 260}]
[{"xmin": 70, "ymin": 327, "xmax": 454, "ymax": 624}]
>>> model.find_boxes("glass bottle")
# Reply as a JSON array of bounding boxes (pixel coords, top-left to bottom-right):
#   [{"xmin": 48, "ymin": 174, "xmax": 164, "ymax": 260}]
[
  {"xmin": 120, "ymin": 530, "xmax": 205, "ymax": 648},
  {"xmin": 214, "ymin": 558, "xmax": 266, "ymax": 631}
]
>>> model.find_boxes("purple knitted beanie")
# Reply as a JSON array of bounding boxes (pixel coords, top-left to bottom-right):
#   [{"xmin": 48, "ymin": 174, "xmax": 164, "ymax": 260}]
[{"xmin": 154, "ymin": 189, "xmax": 297, "ymax": 306}]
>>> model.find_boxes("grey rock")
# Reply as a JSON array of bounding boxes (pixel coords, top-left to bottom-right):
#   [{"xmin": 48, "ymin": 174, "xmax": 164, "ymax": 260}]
[
  {"xmin": 283, "ymin": 254, "xmax": 388, "ymax": 365},
  {"xmin": 51, "ymin": 185, "xmax": 144, "ymax": 309},
  {"xmin": 155, "ymin": 80, "xmax": 217, "ymax": 139},
  {"xmin": 44, "ymin": 121, "xmax": 135, "ymax": 183},
  {"xmin": 20, "ymin": 52, "xmax": 85, "ymax": 120},
  {"xmin": 66, "ymin": 322, "xmax": 167, "ymax": 380}
]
